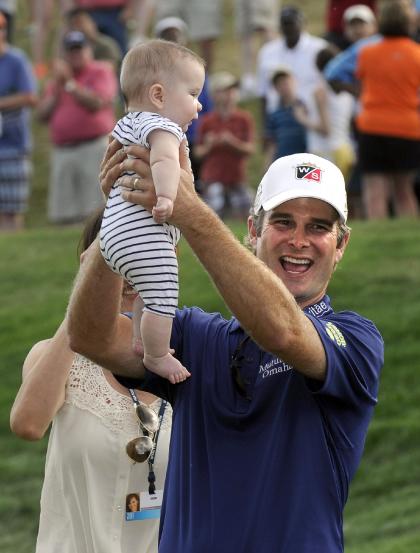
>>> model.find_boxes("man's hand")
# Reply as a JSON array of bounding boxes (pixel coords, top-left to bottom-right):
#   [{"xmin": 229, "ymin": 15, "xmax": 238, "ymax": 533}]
[{"xmin": 99, "ymin": 138, "xmax": 198, "ymax": 227}]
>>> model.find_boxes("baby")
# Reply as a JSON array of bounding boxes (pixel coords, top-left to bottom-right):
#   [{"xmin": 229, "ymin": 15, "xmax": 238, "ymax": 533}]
[{"xmin": 100, "ymin": 39, "xmax": 205, "ymax": 383}]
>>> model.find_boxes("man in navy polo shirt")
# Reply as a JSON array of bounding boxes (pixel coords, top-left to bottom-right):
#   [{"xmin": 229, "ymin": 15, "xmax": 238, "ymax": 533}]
[{"xmin": 68, "ymin": 147, "xmax": 384, "ymax": 553}]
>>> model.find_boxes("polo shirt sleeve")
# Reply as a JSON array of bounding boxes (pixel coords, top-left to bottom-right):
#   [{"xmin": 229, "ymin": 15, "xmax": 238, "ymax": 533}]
[
  {"xmin": 15, "ymin": 52, "xmax": 36, "ymax": 94},
  {"xmin": 305, "ymin": 311, "xmax": 384, "ymax": 408}
]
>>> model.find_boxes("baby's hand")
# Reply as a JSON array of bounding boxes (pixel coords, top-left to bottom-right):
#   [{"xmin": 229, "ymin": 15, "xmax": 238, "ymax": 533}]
[{"xmin": 152, "ymin": 196, "xmax": 174, "ymax": 223}]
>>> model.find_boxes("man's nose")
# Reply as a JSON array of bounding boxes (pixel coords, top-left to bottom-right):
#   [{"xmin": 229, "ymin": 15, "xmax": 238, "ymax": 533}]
[{"xmin": 288, "ymin": 227, "xmax": 309, "ymax": 248}]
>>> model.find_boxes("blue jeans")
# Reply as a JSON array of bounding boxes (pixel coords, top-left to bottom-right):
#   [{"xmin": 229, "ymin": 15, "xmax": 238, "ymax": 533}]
[{"xmin": 88, "ymin": 7, "xmax": 128, "ymax": 55}]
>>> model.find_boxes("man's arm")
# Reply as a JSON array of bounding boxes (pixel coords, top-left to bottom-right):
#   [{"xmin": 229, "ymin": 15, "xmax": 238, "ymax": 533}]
[
  {"xmin": 119, "ymin": 145, "xmax": 327, "ymax": 380},
  {"xmin": 69, "ymin": 140, "xmax": 326, "ymax": 380},
  {"xmin": 67, "ymin": 239, "xmax": 145, "ymax": 376}
]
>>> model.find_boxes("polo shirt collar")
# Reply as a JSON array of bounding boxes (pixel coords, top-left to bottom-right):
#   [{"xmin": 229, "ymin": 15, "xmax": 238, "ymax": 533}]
[{"xmin": 228, "ymin": 295, "xmax": 332, "ymax": 333}]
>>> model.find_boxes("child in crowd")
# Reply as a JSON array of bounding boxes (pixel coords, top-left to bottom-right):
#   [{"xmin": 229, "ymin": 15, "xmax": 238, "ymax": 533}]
[
  {"xmin": 100, "ymin": 39, "xmax": 205, "ymax": 384},
  {"xmin": 194, "ymin": 71, "xmax": 255, "ymax": 219},
  {"xmin": 264, "ymin": 66, "xmax": 307, "ymax": 167}
]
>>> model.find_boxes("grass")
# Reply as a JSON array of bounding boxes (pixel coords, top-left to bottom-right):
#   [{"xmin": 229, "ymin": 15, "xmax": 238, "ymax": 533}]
[
  {"xmin": 2, "ymin": 219, "xmax": 420, "ymax": 552},
  {"xmin": 3, "ymin": 1, "xmax": 420, "ymax": 551}
]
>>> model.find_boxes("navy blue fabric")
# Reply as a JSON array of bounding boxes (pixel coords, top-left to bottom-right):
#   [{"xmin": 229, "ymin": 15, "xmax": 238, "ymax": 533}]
[
  {"xmin": 142, "ymin": 295, "xmax": 384, "ymax": 553},
  {"xmin": 0, "ymin": 47, "xmax": 36, "ymax": 156},
  {"xmin": 265, "ymin": 101, "xmax": 307, "ymax": 160}
]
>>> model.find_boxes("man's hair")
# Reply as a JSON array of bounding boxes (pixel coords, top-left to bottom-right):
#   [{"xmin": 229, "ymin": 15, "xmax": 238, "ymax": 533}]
[
  {"xmin": 246, "ymin": 206, "xmax": 351, "ymax": 250},
  {"xmin": 120, "ymin": 39, "xmax": 205, "ymax": 104}
]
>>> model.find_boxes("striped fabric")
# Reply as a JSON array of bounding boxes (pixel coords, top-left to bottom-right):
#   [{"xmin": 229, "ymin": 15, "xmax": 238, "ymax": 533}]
[{"xmin": 100, "ymin": 112, "xmax": 184, "ymax": 317}]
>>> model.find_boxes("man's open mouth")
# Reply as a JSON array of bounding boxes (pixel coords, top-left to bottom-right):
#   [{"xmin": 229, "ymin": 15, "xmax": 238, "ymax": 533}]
[{"xmin": 280, "ymin": 256, "xmax": 312, "ymax": 274}]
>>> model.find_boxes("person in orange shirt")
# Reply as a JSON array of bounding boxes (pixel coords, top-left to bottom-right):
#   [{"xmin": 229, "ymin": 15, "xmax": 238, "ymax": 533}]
[{"xmin": 356, "ymin": 0, "xmax": 420, "ymax": 218}]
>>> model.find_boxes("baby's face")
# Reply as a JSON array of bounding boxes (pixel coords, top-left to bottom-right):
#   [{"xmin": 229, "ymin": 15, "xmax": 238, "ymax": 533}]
[{"xmin": 162, "ymin": 58, "xmax": 205, "ymax": 131}]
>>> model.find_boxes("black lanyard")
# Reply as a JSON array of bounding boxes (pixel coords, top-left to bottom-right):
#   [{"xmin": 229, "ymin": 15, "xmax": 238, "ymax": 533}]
[{"xmin": 128, "ymin": 389, "xmax": 167, "ymax": 494}]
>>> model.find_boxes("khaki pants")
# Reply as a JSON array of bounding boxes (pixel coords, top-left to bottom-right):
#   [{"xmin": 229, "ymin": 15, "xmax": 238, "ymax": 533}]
[{"xmin": 48, "ymin": 136, "xmax": 107, "ymax": 224}]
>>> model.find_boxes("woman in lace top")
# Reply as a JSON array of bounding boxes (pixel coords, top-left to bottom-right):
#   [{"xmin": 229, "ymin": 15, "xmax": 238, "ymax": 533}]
[{"xmin": 10, "ymin": 209, "xmax": 172, "ymax": 553}]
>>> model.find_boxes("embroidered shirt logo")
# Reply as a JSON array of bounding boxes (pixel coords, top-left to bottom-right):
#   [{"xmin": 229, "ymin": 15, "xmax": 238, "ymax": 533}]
[
  {"xmin": 325, "ymin": 322, "xmax": 347, "ymax": 347},
  {"xmin": 295, "ymin": 164, "xmax": 322, "ymax": 182}
]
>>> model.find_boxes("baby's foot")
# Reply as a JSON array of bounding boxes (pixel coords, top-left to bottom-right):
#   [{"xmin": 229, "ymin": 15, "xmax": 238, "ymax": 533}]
[{"xmin": 143, "ymin": 352, "xmax": 190, "ymax": 384}]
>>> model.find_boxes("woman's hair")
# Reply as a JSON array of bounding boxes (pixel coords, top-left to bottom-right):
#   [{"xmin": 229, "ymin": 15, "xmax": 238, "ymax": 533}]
[
  {"xmin": 77, "ymin": 206, "xmax": 105, "ymax": 257},
  {"xmin": 120, "ymin": 39, "xmax": 205, "ymax": 104},
  {"xmin": 378, "ymin": 0, "xmax": 413, "ymax": 37}
]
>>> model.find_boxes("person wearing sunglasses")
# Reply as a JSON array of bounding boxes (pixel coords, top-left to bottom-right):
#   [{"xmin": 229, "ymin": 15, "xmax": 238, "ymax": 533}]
[
  {"xmin": 10, "ymin": 208, "xmax": 172, "ymax": 553},
  {"xmin": 67, "ymin": 144, "xmax": 384, "ymax": 553}
]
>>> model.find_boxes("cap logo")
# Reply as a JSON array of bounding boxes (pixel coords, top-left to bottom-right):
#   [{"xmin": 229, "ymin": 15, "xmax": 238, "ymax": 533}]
[{"xmin": 295, "ymin": 164, "xmax": 322, "ymax": 182}]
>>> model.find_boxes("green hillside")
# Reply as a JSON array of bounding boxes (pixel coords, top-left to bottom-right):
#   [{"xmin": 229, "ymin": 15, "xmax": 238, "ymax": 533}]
[
  {"xmin": 2, "ymin": 1, "xmax": 420, "ymax": 551},
  {"xmin": 1, "ymin": 219, "xmax": 420, "ymax": 552}
]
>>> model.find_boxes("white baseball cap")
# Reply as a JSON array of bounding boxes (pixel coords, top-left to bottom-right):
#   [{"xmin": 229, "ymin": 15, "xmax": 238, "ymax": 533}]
[
  {"xmin": 253, "ymin": 153, "xmax": 348, "ymax": 223},
  {"xmin": 343, "ymin": 4, "xmax": 376, "ymax": 24},
  {"xmin": 154, "ymin": 17, "xmax": 188, "ymax": 37}
]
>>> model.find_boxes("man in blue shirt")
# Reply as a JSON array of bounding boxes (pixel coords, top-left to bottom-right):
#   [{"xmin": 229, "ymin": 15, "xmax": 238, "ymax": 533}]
[
  {"xmin": 68, "ymin": 146, "xmax": 384, "ymax": 553},
  {"xmin": 0, "ymin": 10, "xmax": 37, "ymax": 231}
]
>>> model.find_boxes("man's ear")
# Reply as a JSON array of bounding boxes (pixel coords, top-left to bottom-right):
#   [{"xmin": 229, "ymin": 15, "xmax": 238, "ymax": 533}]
[
  {"xmin": 149, "ymin": 83, "xmax": 164, "ymax": 109},
  {"xmin": 335, "ymin": 230, "xmax": 350, "ymax": 265},
  {"xmin": 247, "ymin": 216, "xmax": 258, "ymax": 249}
]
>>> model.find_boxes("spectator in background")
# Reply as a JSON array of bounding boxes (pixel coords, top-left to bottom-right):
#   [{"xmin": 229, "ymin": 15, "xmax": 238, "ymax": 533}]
[
  {"xmin": 264, "ymin": 66, "xmax": 307, "ymax": 167},
  {"xmin": 0, "ymin": 0, "xmax": 15, "ymax": 42},
  {"xmin": 73, "ymin": 0, "xmax": 136, "ymax": 56},
  {"xmin": 323, "ymin": 6, "xmax": 379, "ymax": 219},
  {"xmin": 194, "ymin": 71, "xmax": 255, "ymax": 219},
  {"xmin": 155, "ymin": 0, "xmax": 222, "ymax": 73},
  {"xmin": 37, "ymin": 30, "xmax": 118, "ymax": 225},
  {"xmin": 234, "ymin": 0, "xmax": 278, "ymax": 99},
  {"xmin": 294, "ymin": 46, "xmax": 356, "ymax": 183},
  {"xmin": 154, "ymin": 16, "xmax": 213, "ymax": 183},
  {"xmin": 356, "ymin": 0, "xmax": 420, "ymax": 219},
  {"xmin": 256, "ymin": 6, "xmax": 327, "ymax": 131},
  {"xmin": 66, "ymin": 7, "xmax": 122, "ymax": 72},
  {"xmin": 324, "ymin": 0, "xmax": 377, "ymax": 50},
  {"xmin": 342, "ymin": 4, "xmax": 377, "ymax": 45},
  {"xmin": 0, "ymin": 11, "xmax": 37, "ymax": 231}
]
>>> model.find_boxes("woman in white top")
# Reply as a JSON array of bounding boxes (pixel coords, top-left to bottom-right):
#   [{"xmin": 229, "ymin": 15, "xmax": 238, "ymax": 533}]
[{"xmin": 10, "ymin": 209, "xmax": 172, "ymax": 553}]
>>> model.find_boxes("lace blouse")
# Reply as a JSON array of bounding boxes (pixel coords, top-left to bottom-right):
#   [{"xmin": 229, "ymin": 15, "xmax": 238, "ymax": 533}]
[{"xmin": 35, "ymin": 354, "xmax": 172, "ymax": 553}]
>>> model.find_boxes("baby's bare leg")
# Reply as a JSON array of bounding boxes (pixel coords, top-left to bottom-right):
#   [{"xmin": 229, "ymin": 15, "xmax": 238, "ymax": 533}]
[
  {"xmin": 131, "ymin": 296, "xmax": 144, "ymax": 355},
  {"xmin": 141, "ymin": 311, "xmax": 190, "ymax": 384}
]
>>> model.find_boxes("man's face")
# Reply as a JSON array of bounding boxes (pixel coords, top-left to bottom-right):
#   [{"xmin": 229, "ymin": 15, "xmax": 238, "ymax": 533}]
[
  {"xmin": 280, "ymin": 17, "xmax": 302, "ymax": 46},
  {"xmin": 248, "ymin": 198, "xmax": 349, "ymax": 308},
  {"xmin": 65, "ymin": 44, "xmax": 91, "ymax": 71}
]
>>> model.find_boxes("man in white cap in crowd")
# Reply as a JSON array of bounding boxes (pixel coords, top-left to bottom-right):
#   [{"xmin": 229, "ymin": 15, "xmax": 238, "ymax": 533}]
[
  {"xmin": 68, "ymin": 148, "xmax": 384, "ymax": 552},
  {"xmin": 342, "ymin": 4, "xmax": 377, "ymax": 45}
]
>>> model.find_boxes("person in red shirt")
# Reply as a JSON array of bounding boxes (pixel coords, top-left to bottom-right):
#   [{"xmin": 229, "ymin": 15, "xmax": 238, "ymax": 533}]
[
  {"xmin": 37, "ymin": 30, "xmax": 118, "ymax": 224},
  {"xmin": 194, "ymin": 71, "xmax": 255, "ymax": 220}
]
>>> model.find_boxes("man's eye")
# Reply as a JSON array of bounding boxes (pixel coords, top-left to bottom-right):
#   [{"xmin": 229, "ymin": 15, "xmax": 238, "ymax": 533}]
[
  {"xmin": 272, "ymin": 219, "xmax": 290, "ymax": 227},
  {"xmin": 311, "ymin": 224, "xmax": 330, "ymax": 232}
]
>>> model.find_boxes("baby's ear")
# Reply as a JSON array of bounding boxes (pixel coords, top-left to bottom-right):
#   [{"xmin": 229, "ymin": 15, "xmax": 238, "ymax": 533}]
[{"xmin": 149, "ymin": 83, "xmax": 164, "ymax": 109}]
